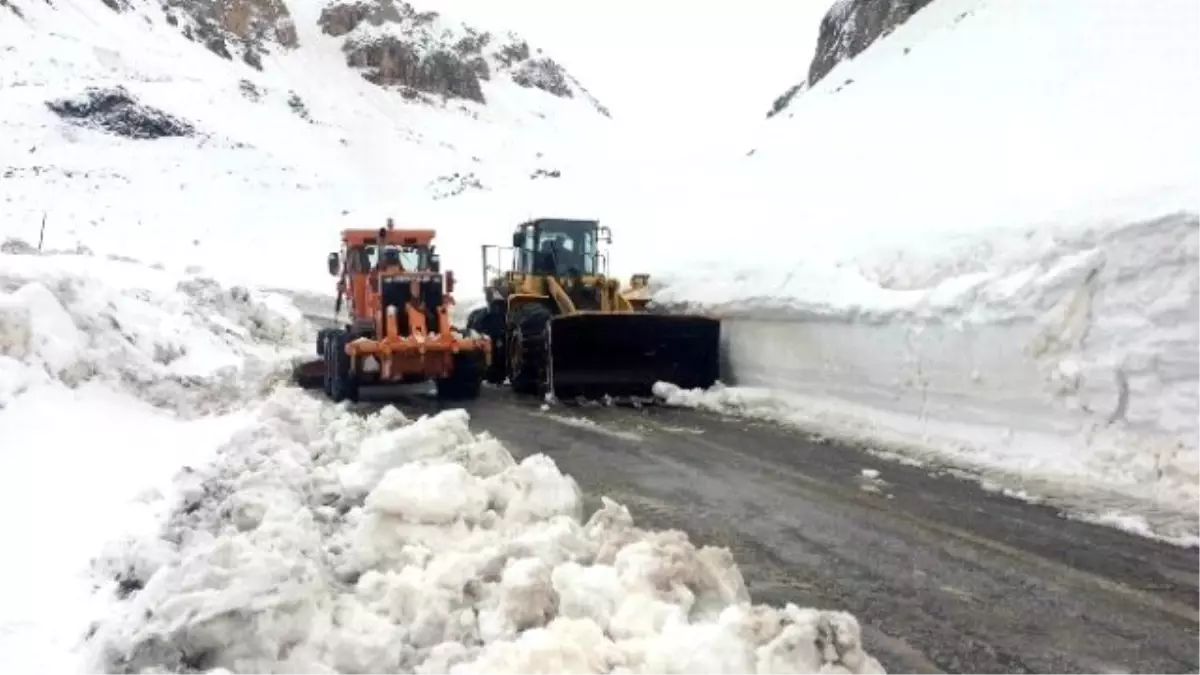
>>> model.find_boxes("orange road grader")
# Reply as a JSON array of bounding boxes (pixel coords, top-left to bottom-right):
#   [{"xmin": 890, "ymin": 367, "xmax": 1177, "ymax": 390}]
[
  {"xmin": 292, "ymin": 219, "xmax": 491, "ymax": 401},
  {"xmin": 466, "ymin": 218, "xmax": 721, "ymax": 401}
]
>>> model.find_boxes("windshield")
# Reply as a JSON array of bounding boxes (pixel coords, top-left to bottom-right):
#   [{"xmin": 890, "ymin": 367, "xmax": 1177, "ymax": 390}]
[
  {"xmin": 537, "ymin": 226, "xmax": 597, "ymax": 275},
  {"xmin": 363, "ymin": 245, "xmax": 428, "ymax": 271}
]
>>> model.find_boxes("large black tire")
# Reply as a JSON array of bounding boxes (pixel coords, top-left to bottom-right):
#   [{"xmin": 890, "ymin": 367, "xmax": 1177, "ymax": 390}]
[
  {"xmin": 327, "ymin": 330, "xmax": 358, "ymax": 403},
  {"xmin": 321, "ymin": 332, "xmax": 334, "ymax": 396},
  {"xmin": 509, "ymin": 303, "xmax": 552, "ymax": 396},
  {"xmin": 467, "ymin": 304, "xmax": 507, "ymax": 385},
  {"xmin": 435, "ymin": 350, "xmax": 484, "ymax": 401},
  {"xmin": 315, "ymin": 327, "xmax": 335, "ymax": 357}
]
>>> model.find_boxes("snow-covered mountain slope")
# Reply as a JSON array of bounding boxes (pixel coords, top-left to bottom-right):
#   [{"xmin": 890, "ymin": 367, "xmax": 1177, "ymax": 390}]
[
  {"xmin": 642, "ymin": 0, "xmax": 1200, "ymax": 543},
  {"xmin": 0, "ymin": 0, "xmax": 612, "ymax": 295},
  {"xmin": 0, "ymin": 246, "xmax": 882, "ymax": 673}
]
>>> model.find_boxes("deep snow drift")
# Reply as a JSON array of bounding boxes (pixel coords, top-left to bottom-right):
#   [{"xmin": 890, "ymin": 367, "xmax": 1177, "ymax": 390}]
[
  {"xmin": 642, "ymin": 0, "xmax": 1200, "ymax": 544},
  {"xmin": 0, "ymin": 242, "xmax": 310, "ymax": 670},
  {"xmin": 88, "ymin": 390, "xmax": 883, "ymax": 674}
]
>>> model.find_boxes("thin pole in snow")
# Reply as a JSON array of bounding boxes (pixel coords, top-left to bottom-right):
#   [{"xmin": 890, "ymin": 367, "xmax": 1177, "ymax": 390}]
[{"xmin": 37, "ymin": 212, "xmax": 46, "ymax": 251}]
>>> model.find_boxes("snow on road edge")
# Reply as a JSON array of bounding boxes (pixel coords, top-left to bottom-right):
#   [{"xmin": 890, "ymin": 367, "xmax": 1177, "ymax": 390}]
[{"xmin": 86, "ymin": 390, "xmax": 884, "ymax": 674}]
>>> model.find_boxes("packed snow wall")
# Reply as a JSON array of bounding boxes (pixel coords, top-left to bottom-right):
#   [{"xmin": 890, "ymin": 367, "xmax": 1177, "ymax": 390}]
[{"xmin": 675, "ymin": 213, "xmax": 1199, "ymax": 541}]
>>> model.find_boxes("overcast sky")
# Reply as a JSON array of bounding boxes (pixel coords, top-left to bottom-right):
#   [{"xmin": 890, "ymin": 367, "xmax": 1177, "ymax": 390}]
[{"xmin": 448, "ymin": 0, "xmax": 835, "ymax": 150}]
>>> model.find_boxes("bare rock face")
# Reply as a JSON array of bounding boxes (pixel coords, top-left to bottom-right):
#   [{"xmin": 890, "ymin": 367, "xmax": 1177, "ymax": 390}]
[
  {"xmin": 162, "ymin": 0, "xmax": 299, "ymax": 71},
  {"xmin": 765, "ymin": 0, "xmax": 933, "ymax": 118},
  {"xmin": 319, "ymin": 0, "xmax": 609, "ymax": 113},
  {"xmin": 808, "ymin": 0, "xmax": 934, "ymax": 86}
]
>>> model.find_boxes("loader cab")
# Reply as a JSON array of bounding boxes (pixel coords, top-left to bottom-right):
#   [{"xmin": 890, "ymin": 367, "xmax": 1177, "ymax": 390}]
[{"xmin": 512, "ymin": 218, "xmax": 610, "ymax": 277}]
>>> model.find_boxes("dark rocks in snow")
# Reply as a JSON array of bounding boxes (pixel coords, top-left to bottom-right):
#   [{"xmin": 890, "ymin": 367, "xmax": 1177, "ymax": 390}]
[
  {"xmin": 46, "ymin": 87, "xmax": 196, "ymax": 140},
  {"xmin": 99, "ymin": 0, "xmax": 128, "ymax": 12},
  {"xmin": 808, "ymin": 0, "xmax": 934, "ymax": 86},
  {"xmin": 0, "ymin": 0, "xmax": 24, "ymax": 19},
  {"xmin": 511, "ymin": 57, "xmax": 573, "ymax": 98},
  {"xmin": 530, "ymin": 168, "xmax": 560, "ymax": 180},
  {"xmin": 319, "ymin": 0, "xmax": 609, "ymax": 115},
  {"xmin": 766, "ymin": 82, "xmax": 806, "ymax": 119},
  {"xmin": 287, "ymin": 91, "xmax": 312, "ymax": 121},
  {"xmin": 428, "ymin": 172, "xmax": 484, "ymax": 200},
  {"xmin": 350, "ymin": 38, "xmax": 487, "ymax": 102},
  {"xmin": 238, "ymin": 78, "xmax": 262, "ymax": 101},
  {"xmin": 165, "ymin": 0, "xmax": 297, "ymax": 70}
]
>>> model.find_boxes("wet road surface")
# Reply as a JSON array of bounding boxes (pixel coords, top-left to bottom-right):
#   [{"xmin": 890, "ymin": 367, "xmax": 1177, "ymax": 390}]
[{"xmin": 335, "ymin": 383, "xmax": 1200, "ymax": 674}]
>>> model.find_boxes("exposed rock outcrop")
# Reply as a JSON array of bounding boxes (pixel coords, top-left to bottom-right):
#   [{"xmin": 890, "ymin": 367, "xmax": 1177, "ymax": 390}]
[
  {"xmin": 809, "ymin": 0, "xmax": 934, "ymax": 86},
  {"xmin": 765, "ymin": 0, "xmax": 934, "ymax": 118},
  {"xmin": 318, "ymin": 0, "xmax": 609, "ymax": 114},
  {"xmin": 163, "ymin": 0, "xmax": 299, "ymax": 71},
  {"xmin": 46, "ymin": 87, "xmax": 196, "ymax": 140}
]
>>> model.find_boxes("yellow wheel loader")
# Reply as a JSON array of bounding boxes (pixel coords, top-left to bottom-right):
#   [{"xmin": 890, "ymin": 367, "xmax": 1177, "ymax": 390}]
[{"xmin": 465, "ymin": 218, "xmax": 720, "ymax": 401}]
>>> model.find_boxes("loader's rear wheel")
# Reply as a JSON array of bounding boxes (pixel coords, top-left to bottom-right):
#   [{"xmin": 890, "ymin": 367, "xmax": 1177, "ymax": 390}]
[
  {"xmin": 435, "ymin": 351, "xmax": 483, "ymax": 401},
  {"xmin": 326, "ymin": 330, "xmax": 358, "ymax": 403},
  {"xmin": 509, "ymin": 303, "xmax": 551, "ymax": 396}
]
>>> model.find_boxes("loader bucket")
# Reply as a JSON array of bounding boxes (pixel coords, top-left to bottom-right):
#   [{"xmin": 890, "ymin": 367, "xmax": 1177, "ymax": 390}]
[
  {"xmin": 547, "ymin": 312, "xmax": 720, "ymax": 400},
  {"xmin": 292, "ymin": 357, "xmax": 327, "ymax": 390}
]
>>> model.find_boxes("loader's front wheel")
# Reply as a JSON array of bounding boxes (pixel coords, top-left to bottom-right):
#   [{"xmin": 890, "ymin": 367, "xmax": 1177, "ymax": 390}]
[
  {"xmin": 326, "ymin": 330, "xmax": 358, "ymax": 403},
  {"xmin": 509, "ymin": 303, "xmax": 551, "ymax": 396}
]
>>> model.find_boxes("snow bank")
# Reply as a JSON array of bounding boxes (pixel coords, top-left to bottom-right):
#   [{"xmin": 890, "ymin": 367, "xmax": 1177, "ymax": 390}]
[
  {"xmin": 653, "ymin": 228, "xmax": 1200, "ymax": 546},
  {"xmin": 88, "ymin": 390, "xmax": 883, "ymax": 674},
  {"xmin": 0, "ymin": 242, "xmax": 309, "ymax": 412},
  {"xmin": 0, "ymin": 244, "xmax": 310, "ymax": 670},
  {"xmin": 654, "ymin": 213, "xmax": 1199, "ymax": 546}
]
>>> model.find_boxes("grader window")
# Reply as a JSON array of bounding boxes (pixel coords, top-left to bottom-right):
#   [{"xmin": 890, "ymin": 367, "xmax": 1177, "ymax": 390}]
[{"xmin": 367, "ymin": 245, "xmax": 428, "ymax": 271}]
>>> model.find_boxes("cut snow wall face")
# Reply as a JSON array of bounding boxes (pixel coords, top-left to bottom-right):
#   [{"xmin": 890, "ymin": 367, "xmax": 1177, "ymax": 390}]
[
  {"xmin": 721, "ymin": 319, "xmax": 1062, "ymax": 430},
  {"xmin": 708, "ymin": 213, "xmax": 1199, "ymax": 539}
]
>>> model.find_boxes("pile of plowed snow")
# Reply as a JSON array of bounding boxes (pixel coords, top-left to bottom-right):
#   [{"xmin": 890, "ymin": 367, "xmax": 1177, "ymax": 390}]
[
  {"xmin": 0, "ymin": 242, "xmax": 312, "ymax": 671},
  {"xmin": 0, "ymin": 240, "xmax": 309, "ymax": 413},
  {"xmin": 87, "ymin": 390, "xmax": 883, "ymax": 674}
]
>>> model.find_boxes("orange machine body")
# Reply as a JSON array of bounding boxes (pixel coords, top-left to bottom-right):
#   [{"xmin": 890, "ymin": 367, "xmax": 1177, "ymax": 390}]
[{"xmin": 333, "ymin": 222, "xmax": 490, "ymax": 383}]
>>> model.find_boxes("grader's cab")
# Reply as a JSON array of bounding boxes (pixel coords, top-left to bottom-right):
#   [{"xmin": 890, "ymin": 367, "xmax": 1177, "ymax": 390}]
[{"xmin": 466, "ymin": 218, "xmax": 720, "ymax": 401}]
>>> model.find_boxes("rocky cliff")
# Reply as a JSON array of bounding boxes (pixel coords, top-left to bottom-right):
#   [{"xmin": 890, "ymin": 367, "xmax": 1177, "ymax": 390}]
[
  {"xmin": 318, "ymin": 0, "xmax": 610, "ymax": 112},
  {"xmin": 132, "ymin": 0, "xmax": 298, "ymax": 71},
  {"xmin": 809, "ymin": 0, "xmax": 934, "ymax": 86},
  {"xmin": 767, "ymin": 0, "xmax": 935, "ymax": 118}
]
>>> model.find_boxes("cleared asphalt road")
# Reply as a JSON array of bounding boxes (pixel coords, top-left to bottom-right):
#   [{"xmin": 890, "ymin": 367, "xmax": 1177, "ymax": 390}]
[{"xmin": 340, "ymin": 384, "xmax": 1199, "ymax": 675}]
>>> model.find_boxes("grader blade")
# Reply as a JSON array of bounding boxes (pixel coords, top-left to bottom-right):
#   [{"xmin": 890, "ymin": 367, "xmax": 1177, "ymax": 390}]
[
  {"xmin": 547, "ymin": 313, "xmax": 720, "ymax": 400},
  {"xmin": 291, "ymin": 357, "xmax": 328, "ymax": 390}
]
